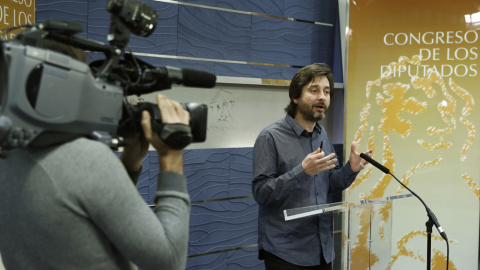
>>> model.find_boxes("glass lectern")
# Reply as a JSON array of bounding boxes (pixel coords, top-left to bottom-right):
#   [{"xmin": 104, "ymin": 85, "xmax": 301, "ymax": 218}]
[{"xmin": 284, "ymin": 194, "xmax": 413, "ymax": 270}]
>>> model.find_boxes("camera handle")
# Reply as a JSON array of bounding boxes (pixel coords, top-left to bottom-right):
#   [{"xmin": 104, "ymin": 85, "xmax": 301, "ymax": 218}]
[{"xmin": 143, "ymin": 104, "xmax": 193, "ymax": 150}]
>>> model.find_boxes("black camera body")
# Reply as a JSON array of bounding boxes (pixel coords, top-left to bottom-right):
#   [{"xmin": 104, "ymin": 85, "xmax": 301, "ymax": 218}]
[
  {"xmin": 0, "ymin": 38, "xmax": 124, "ymax": 149},
  {"xmin": 0, "ymin": 0, "xmax": 214, "ymax": 155},
  {"xmin": 119, "ymin": 102, "xmax": 207, "ymax": 149},
  {"xmin": 107, "ymin": 0, "xmax": 158, "ymax": 38}
]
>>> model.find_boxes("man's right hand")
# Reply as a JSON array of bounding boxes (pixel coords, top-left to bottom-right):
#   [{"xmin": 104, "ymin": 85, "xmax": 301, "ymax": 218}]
[
  {"xmin": 301, "ymin": 148, "xmax": 337, "ymax": 176},
  {"xmin": 141, "ymin": 94, "xmax": 190, "ymax": 174}
]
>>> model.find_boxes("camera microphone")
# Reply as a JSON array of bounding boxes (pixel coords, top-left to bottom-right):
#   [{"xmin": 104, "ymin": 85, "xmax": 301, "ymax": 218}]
[
  {"xmin": 127, "ymin": 66, "xmax": 216, "ymax": 96},
  {"xmin": 38, "ymin": 19, "xmax": 83, "ymax": 35},
  {"xmin": 153, "ymin": 66, "xmax": 216, "ymax": 88},
  {"xmin": 181, "ymin": 68, "xmax": 217, "ymax": 88}
]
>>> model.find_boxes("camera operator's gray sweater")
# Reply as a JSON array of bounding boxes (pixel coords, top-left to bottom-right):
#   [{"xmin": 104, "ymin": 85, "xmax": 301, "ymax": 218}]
[{"xmin": 0, "ymin": 138, "xmax": 190, "ymax": 270}]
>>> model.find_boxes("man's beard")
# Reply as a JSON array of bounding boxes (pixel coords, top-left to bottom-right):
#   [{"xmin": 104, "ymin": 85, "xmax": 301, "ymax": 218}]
[{"xmin": 297, "ymin": 100, "xmax": 328, "ymax": 122}]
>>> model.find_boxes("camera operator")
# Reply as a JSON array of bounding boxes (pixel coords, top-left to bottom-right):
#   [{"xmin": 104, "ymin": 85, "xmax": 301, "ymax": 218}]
[{"xmin": 0, "ymin": 41, "xmax": 191, "ymax": 270}]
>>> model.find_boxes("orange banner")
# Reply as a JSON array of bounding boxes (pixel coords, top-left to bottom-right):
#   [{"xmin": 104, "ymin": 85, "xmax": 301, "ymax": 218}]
[
  {"xmin": 0, "ymin": 0, "xmax": 35, "ymax": 39},
  {"xmin": 345, "ymin": 1, "xmax": 479, "ymax": 269}
]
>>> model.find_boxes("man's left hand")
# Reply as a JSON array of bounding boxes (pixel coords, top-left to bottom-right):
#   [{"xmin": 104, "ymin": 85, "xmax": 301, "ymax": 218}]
[{"xmin": 349, "ymin": 141, "xmax": 372, "ymax": 172}]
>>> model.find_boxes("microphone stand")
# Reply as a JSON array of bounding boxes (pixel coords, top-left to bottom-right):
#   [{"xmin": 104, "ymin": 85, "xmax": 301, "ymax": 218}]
[
  {"xmin": 389, "ymin": 173, "xmax": 448, "ymax": 270},
  {"xmin": 359, "ymin": 153, "xmax": 449, "ymax": 270},
  {"xmin": 426, "ymin": 219, "xmax": 433, "ymax": 270}
]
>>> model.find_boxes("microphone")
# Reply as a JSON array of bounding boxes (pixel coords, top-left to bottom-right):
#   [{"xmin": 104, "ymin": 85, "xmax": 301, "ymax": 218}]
[
  {"xmin": 127, "ymin": 66, "xmax": 217, "ymax": 96},
  {"xmin": 38, "ymin": 19, "xmax": 83, "ymax": 35},
  {"xmin": 158, "ymin": 66, "xmax": 217, "ymax": 88},
  {"xmin": 359, "ymin": 153, "xmax": 448, "ymax": 241},
  {"xmin": 360, "ymin": 153, "xmax": 390, "ymax": 174},
  {"xmin": 89, "ymin": 55, "xmax": 217, "ymax": 96}
]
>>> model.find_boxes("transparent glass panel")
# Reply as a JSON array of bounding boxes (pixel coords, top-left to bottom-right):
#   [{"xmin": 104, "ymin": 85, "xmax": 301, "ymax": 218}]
[
  {"xmin": 283, "ymin": 194, "xmax": 413, "ymax": 270},
  {"xmin": 283, "ymin": 201, "xmax": 354, "ymax": 221}
]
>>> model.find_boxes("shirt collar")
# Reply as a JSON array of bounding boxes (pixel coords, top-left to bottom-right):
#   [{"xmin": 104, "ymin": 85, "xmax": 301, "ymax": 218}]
[{"xmin": 285, "ymin": 114, "xmax": 322, "ymax": 137}]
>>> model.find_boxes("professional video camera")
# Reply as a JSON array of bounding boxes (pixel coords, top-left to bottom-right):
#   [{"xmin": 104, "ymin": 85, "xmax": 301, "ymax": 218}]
[{"xmin": 0, "ymin": 0, "xmax": 216, "ymax": 156}]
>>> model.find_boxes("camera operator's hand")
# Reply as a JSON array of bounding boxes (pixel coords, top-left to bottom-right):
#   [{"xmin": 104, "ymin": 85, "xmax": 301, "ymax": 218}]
[
  {"xmin": 141, "ymin": 94, "xmax": 189, "ymax": 174},
  {"xmin": 119, "ymin": 134, "xmax": 149, "ymax": 172}
]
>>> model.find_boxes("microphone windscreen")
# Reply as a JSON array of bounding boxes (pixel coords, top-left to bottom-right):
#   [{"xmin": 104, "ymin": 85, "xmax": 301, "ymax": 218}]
[
  {"xmin": 360, "ymin": 153, "xmax": 390, "ymax": 174},
  {"xmin": 182, "ymin": 69, "xmax": 216, "ymax": 88}
]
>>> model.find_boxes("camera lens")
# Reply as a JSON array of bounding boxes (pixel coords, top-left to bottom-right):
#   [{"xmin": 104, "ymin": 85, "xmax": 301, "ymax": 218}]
[
  {"xmin": 107, "ymin": 0, "xmax": 158, "ymax": 37},
  {"xmin": 106, "ymin": 0, "xmax": 123, "ymax": 14}
]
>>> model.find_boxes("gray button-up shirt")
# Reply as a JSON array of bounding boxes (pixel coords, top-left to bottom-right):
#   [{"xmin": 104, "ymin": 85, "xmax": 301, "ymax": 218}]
[{"xmin": 252, "ymin": 114, "xmax": 358, "ymax": 266}]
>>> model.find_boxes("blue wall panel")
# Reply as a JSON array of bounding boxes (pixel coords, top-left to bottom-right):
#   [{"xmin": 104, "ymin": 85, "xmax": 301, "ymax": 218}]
[
  {"xmin": 185, "ymin": 148, "xmax": 254, "ymax": 202},
  {"xmin": 189, "ymin": 199, "xmax": 257, "ymax": 255},
  {"xmin": 138, "ymin": 148, "xmax": 259, "ymax": 265},
  {"xmin": 186, "ymin": 252, "xmax": 228, "ymax": 270},
  {"xmin": 35, "ymin": 0, "xmax": 336, "ymax": 80},
  {"xmin": 213, "ymin": 62, "xmax": 300, "ymax": 80},
  {"xmin": 251, "ymin": 16, "xmax": 334, "ymax": 67},
  {"xmin": 183, "ymin": 0, "xmax": 284, "ymax": 17},
  {"xmin": 186, "ymin": 246, "xmax": 263, "ymax": 270},
  {"xmin": 35, "ymin": 0, "xmax": 89, "ymax": 38},
  {"xmin": 229, "ymin": 148, "xmax": 254, "ymax": 197},
  {"xmin": 144, "ymin": 148, "xmax": 256, "ymax": 202},
  {"xmin": 178, "ymin": 6, "xmax": 252, "ymax": 61},
  {"xmin": 311, "ymin": 25, "xmax": 335, "ymax": 67},
  {"xmin": 183, "ymin": 0, "xmax": 336, "ymax": 24},
  {"xmin": 333, "ymin": 4, "xmax": 344, "ymax": 83},
  {"xmin": 284, "ymin": 0, "xmax": 336, "ymax": 23},
  {"xmin": 184, "ymin": 149, "xmax": 231, "ymax": 202},
  {"xmin": 85, "ymin": 0, "xmax": 110, "ymax": 43}
]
